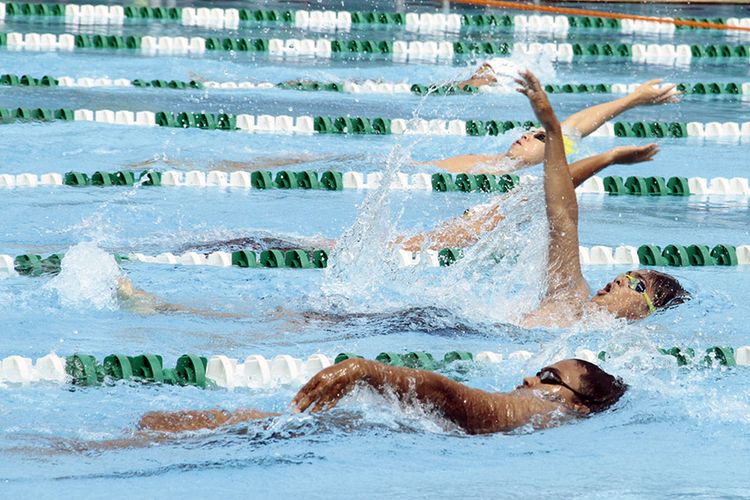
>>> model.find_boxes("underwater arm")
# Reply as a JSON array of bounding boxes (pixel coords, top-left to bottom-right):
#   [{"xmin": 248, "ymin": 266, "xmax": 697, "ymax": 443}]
[
  {"xmin": 561, "ymin": 79, "xmax": 678, "ymax": 138},
  {"xmin": 292, "ymin": 359, "xmax": 561, "ymax": 434},
  {"xmin": 424, "ymin": 154, "xmax": 510, "ymax": 174},
  {"xmin": 138, "ymin": 409, "xmax": 280, "ymax": 433},
  {"xmin": 393, "ymin": 199, "xmax": 505, "ymax": 251}
]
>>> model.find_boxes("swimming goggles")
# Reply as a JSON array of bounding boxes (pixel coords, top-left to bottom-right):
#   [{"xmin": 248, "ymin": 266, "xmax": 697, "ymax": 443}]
[
  {"xmin": 625, "ymin": 273, "xmax": 656, "ymax": 314},
  {"xmin": 537, "ymin": 367, "xmax": 590, "ymax": 402}
]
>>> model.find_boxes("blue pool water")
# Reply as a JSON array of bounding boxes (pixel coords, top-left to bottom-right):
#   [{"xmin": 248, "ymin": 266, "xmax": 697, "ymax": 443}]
[{"xmin": 1, "ymin": 1, "xmax": 750, "ymax": 497}]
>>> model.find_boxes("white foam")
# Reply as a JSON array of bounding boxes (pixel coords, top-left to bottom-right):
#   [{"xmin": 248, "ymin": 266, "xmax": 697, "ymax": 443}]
[{"xmin": 44, "ymin": 242, "xmax": 122, "ymax": 310}]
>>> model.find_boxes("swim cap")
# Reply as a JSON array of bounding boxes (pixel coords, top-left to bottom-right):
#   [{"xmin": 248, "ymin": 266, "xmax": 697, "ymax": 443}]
[{"xmin": 562, "ymin": 135, "xmax": 578, "ymax": 156}]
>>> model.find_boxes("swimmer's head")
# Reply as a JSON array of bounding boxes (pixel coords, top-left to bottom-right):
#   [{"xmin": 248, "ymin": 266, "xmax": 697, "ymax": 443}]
[
  {"xmin": 506, "ymin": 128, "xmax": 546, "ymax": 165},
  {"xmin": 519, "ymin": 359, "xmax": 628, "ymax": 414},
  {"xmin": 591, "ymin": 270, "xmax": 690, "ymax": 320},
  {"xmin": 506, "ymin": 127, "xmax": 577, "ymax": 166}
]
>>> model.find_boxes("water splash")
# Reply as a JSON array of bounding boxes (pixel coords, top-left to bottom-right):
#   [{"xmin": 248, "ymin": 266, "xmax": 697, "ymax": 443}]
[
  {"xmin": 44, "ymin": 241, "xmax": 123, "ymax": 310},
  {"xmin": 321, "ymin": 151, "xmax": 549, "ymax": 324},
  {"xmin": 481, "ymin": 54, "xmax": 557, "ymax": 92}
]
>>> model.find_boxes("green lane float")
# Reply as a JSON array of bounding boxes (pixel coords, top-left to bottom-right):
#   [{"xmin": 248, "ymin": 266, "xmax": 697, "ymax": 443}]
[
  {"xmin": 259, "ymin": 249, "xmax": 285, "ymax": 268},
  {"xmin": 661, "ymin": 245, "xmax": 690, "ymax": 267},
  {"xmin": 658, "ymin": 347, "xmax": 695, "ymax": 366},
  {"xmin": 431, "ymin": 173, "xmax": 518, "ymax": 193},
  {"xmin": 438, "ymin": 248, "xmax": 463, "ymax": 267},
  {"xmin": 703, "ymin": 346, "xmax": 736, "ymax": 367},
  {"xmin": 102, "ymin": 354, "xmax": 134, "ymax": 380},
  {"xmin": 376, "ymin": 352, "xmax": 406, "ymax": 366},
  {"xmin": 711, "ymin": 244, "xmax": 738, "ymax": 266},
  {"xmin": 176, "ymin": 354, "xmax": 208, "ymax": 388},
  {"xmin": 687, "ymin": 244, "xmax": 715, "ymax": 266},
  {"xmin": 63, "ymin": 353, "xmax": 212, "ymax": 387},
  {"xmin": 231, "ymin": 250, "xmax": 258, "ymax": 268},
  {"xmin": 634, "ymin": 244, "xmax": 741, "ymax": 267},
  {"xmin": 285, "ymin": 249, "xmax": 313, "ymax": 268},
  {"xmin": 14, "ymin": 254, "xmax": 43, "ymax": 276},
  {"xmin": 601, "ymin": 176, "xmax": 709, "ymax": 197},
  {"xmin": 66, "ymin": 354, "xmax": 100, "ymax": 386}
]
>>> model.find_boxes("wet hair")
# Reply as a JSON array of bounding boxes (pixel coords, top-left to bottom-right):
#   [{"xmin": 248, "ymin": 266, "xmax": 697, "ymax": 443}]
[
  {"xmin": 642, "ymin": 270, "xmax": 690, "ymax": 310},
  {"xmin": 571, "ymin": 360, "xmax": 628, "ymax": 413}
]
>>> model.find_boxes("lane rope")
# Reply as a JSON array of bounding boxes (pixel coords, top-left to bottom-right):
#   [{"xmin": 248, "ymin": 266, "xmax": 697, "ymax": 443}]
[
  {"xmin": 4, "ymin": 73, "xmax": 750, "ymax": 98},
  {"xmin": 1, "ymin": 106, "xmax": 749, "ymax": 140},
  {"xmin": 1, "ymin": 32, "xmax": 749, "ymax": 67},
  {"xmin": 1, "ymin": 346, "xmax": 746, "ymax": 388},
  {"xmin": 2, "ymin": 170, "xmax": 750, "ymax": 197},
  {"xmin": 2, "ymin": 2, "xmax": 749, "ymax": 37},
  {"xmin": 450, "ymin": 0, "xmax": 750, "ymax": 33},
  {"xmin": 3, "ymin": 243, "xmax": 749, "ymax": 275}
]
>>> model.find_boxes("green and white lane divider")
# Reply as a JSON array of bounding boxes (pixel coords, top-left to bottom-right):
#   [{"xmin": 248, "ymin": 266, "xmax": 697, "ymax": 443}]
[
  {"xmin": 576, "ymin": 244, "xmax": 749, "ymax": 267},
  {"xmin": 3, "ymin": 243, "xmax": 749, "ymax": 276},
  {"xmin": 1, "ymin": 30, "xmax": 749, "ymax": 66},
  {"xmin": 2, "ymin": 1, "xmax": 747, "ymax": 38},
  {"xmin": 3, "ymin": 169, "xmax": 749, "ymax": 197},
  {"xmin": 2, "ymin": 105, "xmax": 749, "ymax": 140},
  {"xmin": 5, "ymin": 73, "xmax": 750, "ymax": 98},
  {"xmin": 1, "ymin": 345, "xmax": 747, "ymax": 388}
]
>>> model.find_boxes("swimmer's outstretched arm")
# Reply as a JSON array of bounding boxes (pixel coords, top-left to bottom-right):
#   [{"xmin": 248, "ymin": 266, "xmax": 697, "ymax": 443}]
[
  {"xmin": 393, "ymin": 199, "xmax": 505, "ymax": 251},
  {"xmin": 568, "ymin": 144, "xmax": 659, "ymax": 187},
  {"xmin": 561, "ymin": 79, "xmax": 678, "ymax": 138},
  {"xmin": 456, "ymin": 62, "xmax": 497, "ymax": 90},
  {"xmin": 293, "ymin": 359, "xmax": 564, "ymax": 434},
  {"xmin": 517, "ymin": 70, "xmax": 589, "ymax": 300},
  {"xmin": 138, "ymin": 409, "xmax": 280, "ymax": 433}
]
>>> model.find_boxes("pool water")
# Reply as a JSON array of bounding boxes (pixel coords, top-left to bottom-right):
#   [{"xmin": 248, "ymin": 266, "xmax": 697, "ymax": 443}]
[{"xmin": 1, "ymin": 1, "xmax": 750, "ymax": 497}]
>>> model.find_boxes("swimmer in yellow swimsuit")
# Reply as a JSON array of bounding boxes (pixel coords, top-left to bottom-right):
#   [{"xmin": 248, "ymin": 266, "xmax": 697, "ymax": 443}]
[{"xmin": 429, "ymin": 76, "xmax": 678, "ymax": 174}]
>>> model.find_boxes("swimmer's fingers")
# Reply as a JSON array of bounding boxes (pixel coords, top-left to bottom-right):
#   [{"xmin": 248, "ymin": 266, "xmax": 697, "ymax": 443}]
[
  {"xmin": 610, "ymin": 143, "xmax": 660, "ymax": 164},
  {"xmin": 310, "ymin": 382, "xmax": 346, "ymax": 413},
  {"xmin": 292, "ymin": 374, "xmax": 324, "ymax": 411},
  {"xmin": 514, "ymin": 78, "xmax": 529, "ymax": 96},
  {"xmin": 655, "ymin": 83, "xmax": 679, "ymax": 103},
  {"xmin": 655, "ymin": 87, "xmax": 680, "ymax": 104},
  {"xmin": 293, "ymin": 372, "xmax": 344, "ymax": 413}
]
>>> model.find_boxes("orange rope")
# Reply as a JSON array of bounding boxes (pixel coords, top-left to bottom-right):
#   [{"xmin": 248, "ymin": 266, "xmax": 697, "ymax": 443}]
[{"xmin": 451, "ymin": 0, "xmax": 750, "ymax": 33}]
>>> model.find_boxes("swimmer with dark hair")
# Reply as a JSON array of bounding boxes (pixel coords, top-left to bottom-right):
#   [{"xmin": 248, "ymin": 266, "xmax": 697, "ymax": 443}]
[
  {"xmin": 137, "ymin": 358, "xmax": 627, "ymax": 435},
  {"xmin": 513, "ymin": 70, "xmax": 688, "ymax": 327}
]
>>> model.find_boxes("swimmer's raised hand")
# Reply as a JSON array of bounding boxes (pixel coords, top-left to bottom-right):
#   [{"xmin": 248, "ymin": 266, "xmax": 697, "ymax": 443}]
[
  {"xmin": 292, "ymin": 359, "xmax": 369, "ymax": 413},
  {"xmin": 515, "ymin": 70, "xmax": 557, "ymax": 129},
  {"xmin": 631, "ymin": 79, "xmax": 680, "ymax": 105}
]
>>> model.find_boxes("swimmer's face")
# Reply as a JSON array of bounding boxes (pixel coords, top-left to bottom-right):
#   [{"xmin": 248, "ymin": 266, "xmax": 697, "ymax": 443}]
[
  {"xmin": 517, "ymin": 359, "xmax": 589, "ymax": 410},
  {"xmin": 506, "ymin": 128, "xmax": 546, "ymax": 165},
  {"xmin": 590, "ymin": 270, "xmax": 654, "ymax": 320}
]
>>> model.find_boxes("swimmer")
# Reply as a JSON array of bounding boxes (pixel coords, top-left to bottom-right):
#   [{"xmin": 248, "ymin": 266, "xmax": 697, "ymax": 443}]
[
  {"xmin": 397, "ymin": 142, "xmax": 661, "ymax": 251},
  {"xmin": 514, "ymin": 70, "xmax": 688, "ymax": 327},
  {"xmin": 183, "ymin": 138, "xmax": 657, "ymax": 255},
  {"xmin": 137, "ymin": 358, "xmax": 627, "ymax": 435},
  {"xmin": 431, "ymin": 70, "xmax": 678, "ymax": 173},
  {"xmin": 127, "ymin": 152, "xmax": 364, "ymax": 174},
  {"xmin": 116, "ymin": 276, "xmax": 241, "ymax": 319}
]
